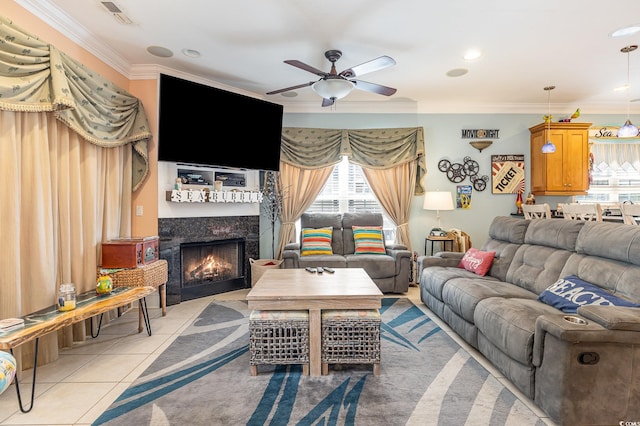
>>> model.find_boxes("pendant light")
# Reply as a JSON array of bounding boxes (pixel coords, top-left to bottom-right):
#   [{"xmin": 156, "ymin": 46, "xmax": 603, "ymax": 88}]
[
  {"xmin": 617, "ymin": 45, "xmax": 639, "ymax": 138},
  {"xmin": 542, "ymin": 86, "xmax": 557, "ymax": 153}
]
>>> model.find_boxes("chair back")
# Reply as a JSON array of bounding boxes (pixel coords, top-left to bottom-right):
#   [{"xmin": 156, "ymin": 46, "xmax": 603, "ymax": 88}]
[
  {"xmin": 522, "ymin": 203, "xmax": 552, "ymax": 219},
  {"xmin": 558, "ymin": 203, "xmax": 603, "ymax": 221},
  {"xmin": 600, "ymin": 202, "xmax": 622, "ymax": 217},
  {"xmin": 621, "ymin": 203, "xmax": 640, "ymax": 225}
]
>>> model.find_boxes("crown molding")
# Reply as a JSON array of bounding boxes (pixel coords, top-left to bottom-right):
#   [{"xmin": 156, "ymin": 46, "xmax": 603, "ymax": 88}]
[
  {"xmin": 13, "ymin": 1, "xmax": 638, "ymax": 116},
  {"xmin": 17, "ymin": 0, "xmax": 132, "ymax": 76}
]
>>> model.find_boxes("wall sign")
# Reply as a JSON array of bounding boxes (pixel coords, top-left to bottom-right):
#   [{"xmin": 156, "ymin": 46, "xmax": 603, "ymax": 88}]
[
  {"xmin": 461, "ymin": 129, "xmax": 500, "ymax": 139},
  {"xmin": 491, "ymin": 155, "xmax": 525, "ymax": 194},
  {"xmin": 456, "ymin": 185, "xmax": 472, "ymax": 209}
]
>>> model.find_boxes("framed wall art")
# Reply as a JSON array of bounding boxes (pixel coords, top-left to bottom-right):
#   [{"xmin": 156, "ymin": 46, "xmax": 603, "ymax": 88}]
[{"xmin": 491, "ymin": 155, "xmax": 525, "ymax": 194}]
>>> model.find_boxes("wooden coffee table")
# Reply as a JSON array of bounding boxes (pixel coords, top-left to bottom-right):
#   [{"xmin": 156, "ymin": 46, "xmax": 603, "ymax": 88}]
[{"xmin": 246, "ymin": 268, "xmax": 383, "ymax": 377}]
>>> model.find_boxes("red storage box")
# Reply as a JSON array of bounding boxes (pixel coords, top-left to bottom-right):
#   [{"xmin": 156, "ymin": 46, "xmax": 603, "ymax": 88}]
[{"xmin": 101, "ymin": 236, "xmax": 159, "ymax": 268}]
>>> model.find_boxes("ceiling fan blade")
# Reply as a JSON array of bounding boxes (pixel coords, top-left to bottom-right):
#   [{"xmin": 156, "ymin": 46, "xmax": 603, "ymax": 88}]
[
  {"xmin": 352, "ymin": 79, "xmax": 397, "ymax": 96},
  {"xmin": 322, "ymin": 98, "xmax": 334, "ymax": 107},
  {"xmin": 340, "ymin": 56, "xmax": 396, "ymax": 78},
  {"xmin": 284, "ymin": 60, "xmax": 329, "ymax": 77},
  {"xmin": 266, "ymin": 81, "xmax": 315, "ymax": 95}
]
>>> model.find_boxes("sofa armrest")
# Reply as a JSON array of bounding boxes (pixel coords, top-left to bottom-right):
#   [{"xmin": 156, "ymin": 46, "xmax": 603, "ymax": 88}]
[
  {"xmin": 416, "ymin": 253, "xmax": 463, "ymax": 282},
  {"xmin": 284, "ymin": 242, "xmax": 300, "ymax": 251},
  {"xmin": 386, "ymin": 243, "xmax": 407, "ymax": 250},
  {"xmin": 282, "ymin": 245, "xmax": 301, "ymax": 268},
  {"xmin": 385, "ymin": 246, "xmax": 411, "ymax": 260},
  {"xmin": 532, "ymin": 313, "xmax": 640, "ymax": 366},
  {"xmin": 577, "ymin": 306, "xmax": 640, "ymax": 331}
]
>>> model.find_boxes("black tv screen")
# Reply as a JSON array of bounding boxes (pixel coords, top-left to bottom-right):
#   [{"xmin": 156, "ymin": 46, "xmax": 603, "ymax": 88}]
[{"xmin": 158, "ymin": 74, "xmax": 283, "ymax": 171}]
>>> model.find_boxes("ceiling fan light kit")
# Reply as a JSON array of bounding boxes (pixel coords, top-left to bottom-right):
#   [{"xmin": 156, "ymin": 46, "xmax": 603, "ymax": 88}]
[
  {"xmin": 267, "ymin": 49, "xmax": 397, "ymax": 107},
  {"xmin": 312, "ymin": 79, "xmax": 355, "ymax": 100}
]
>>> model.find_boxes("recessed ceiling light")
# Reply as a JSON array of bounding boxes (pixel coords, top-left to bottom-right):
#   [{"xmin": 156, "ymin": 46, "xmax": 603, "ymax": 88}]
[
  {"xmin": 146, "ymin": 46, "xmax": 173, "ymax": 58},
  {"xmin": 446, "ymin": 68, "xmax": 468, "ymax": 77},
  {"xmin": 463, "ymin": 49, "xmax": 482, "ymax": 61},
  {"xmin": 182, "ymin": 49, "xmax": 201, "ymax": 58},
  {"xmin": 610, "ymin": 24, "xmax": 640, "ymax": 38}
]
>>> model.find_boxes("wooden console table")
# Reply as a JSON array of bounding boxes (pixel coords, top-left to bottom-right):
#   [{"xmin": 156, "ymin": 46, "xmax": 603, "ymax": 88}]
[{"xmin": 0, "ymin": 286, "xmax": 156, "ymax": 413}]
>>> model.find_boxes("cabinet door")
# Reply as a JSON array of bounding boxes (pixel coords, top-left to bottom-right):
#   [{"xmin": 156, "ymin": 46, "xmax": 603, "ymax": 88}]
[
  {"xmin": 545, "ymin": 129, "xmax": 567, "ymax": 192},
  {"xmin": 530, "ymin": 129, "xmax": 547, "ymax": 193},
  {"xmin": 562, "ymin": 129, "xmax": 589, "ymax": 193}
]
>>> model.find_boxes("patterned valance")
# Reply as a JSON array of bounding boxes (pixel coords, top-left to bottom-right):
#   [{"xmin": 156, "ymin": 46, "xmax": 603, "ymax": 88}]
[
  {"xmin": 281, "ymin": 127, "xmax": 426, "ymax": 194},
  {"xmin": 0, "ymin": 15, "xmax": 152, "ymax": 190},
  {"xmin": 591, "ymin": 143, "xmax": 640, "ymax": 174}
]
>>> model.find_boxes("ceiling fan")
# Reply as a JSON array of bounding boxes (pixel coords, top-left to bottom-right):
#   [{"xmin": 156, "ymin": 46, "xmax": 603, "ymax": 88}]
[{"xmin": 267, "ymin": 49, "xmax": 397, "ymax": 107}]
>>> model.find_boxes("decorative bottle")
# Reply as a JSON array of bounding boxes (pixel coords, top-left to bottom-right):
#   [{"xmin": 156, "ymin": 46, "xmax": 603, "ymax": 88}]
[
  {"xmin": 96, "ymin": 274, "xmax": 113, "ymax": 296},
  {"xmin": 515, "ymin": 192, "xmax": 523, "ymax": 214}
]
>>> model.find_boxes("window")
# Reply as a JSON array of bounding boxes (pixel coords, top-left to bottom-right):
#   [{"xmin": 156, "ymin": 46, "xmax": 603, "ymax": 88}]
[
  {"xmin": 301, "ymin": 156, "xmax": 396, "ymax": 243},
  {"xmin": 575, "ymin": 143, "xmax": 640, "ymax": 205}
]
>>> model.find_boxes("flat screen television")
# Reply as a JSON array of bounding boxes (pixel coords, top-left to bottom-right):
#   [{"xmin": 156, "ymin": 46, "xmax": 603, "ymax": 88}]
[{"xmin": 158, "ymin": 74, "xmax": 283, "ymax": 171}]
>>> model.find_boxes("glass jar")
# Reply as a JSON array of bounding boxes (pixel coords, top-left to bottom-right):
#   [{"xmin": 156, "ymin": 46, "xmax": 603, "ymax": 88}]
[{"xmin": 57, "ymin": 283, "xmax": 77, "ymax": 312}]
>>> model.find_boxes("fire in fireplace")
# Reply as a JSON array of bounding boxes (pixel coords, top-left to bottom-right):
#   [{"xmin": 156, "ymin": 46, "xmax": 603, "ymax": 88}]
[{"xmin": 180, "ymin": 238, "xmax": 245, "ymax": 301}]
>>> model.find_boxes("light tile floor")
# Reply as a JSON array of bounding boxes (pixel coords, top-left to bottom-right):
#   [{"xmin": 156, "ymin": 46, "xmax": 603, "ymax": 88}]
[{"xmin": 0, "ymin": 285, "xmax": 556, "ymax": 425}]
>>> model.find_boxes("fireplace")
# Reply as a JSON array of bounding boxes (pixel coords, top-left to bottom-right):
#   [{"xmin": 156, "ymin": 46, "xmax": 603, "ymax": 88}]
[
  {"xmin": 180, "ymin": 238, "xmax": 245, "ymax": 301},
  {"xmin": 158, "ymin": 216, "xmax": 259, "ymax": 305}
]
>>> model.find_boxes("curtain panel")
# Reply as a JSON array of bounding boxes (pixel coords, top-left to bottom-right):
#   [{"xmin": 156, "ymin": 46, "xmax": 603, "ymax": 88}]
[
  {"xmin": 0, "ymin": 15, "xmax": 151, "ymax": 190},
  {"xmin": 281, "ymin": 126, "xmax": 426, "ymax": 194}
]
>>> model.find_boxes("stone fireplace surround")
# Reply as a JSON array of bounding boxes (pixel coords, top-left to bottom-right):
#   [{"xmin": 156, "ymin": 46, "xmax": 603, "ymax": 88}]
[{"xmin": 158, "ymin": 216, "xmax": 259, "ymax": 305}]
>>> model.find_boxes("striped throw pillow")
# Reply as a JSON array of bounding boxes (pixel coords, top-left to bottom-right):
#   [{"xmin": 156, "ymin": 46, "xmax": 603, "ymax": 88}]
[
  {"xmin": 300, "ymin": 227, "xmax": 333, "ymax": 256},
  {"xmin": 353, "ymin": 225, "xmax": 386, "ymax": 255}
]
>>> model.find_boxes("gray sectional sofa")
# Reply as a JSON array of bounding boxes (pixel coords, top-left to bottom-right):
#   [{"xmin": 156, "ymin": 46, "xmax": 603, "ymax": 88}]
[
  {"xmin": 282, "ymin": 212, "xmax": 412, "ymax": 293},
  {"xmin": 417, "ymin": 216, "xmax": 640, "ymax": 425}
]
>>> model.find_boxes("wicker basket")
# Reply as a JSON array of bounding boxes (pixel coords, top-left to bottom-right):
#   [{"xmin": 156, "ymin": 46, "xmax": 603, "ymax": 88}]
[
  {"xmin": 321, "ymin": 309, "xmax": 381, "ymax": 365},
  {"xmin": 249, "ymin": 258, "xmax": 283, "ymax": 287},
  {"xmin": 108, "ymin": 260, "xmax": 168, "ymax": 289},
  {"xmin": 249, "ymin": 310, "xmax": 309, "ymax": 366}
]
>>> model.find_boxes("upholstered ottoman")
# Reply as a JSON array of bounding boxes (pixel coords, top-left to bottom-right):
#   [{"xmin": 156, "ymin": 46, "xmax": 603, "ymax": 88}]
[
  {"xmin": 249, "ymin": 310, "xmax": 310, "ymax": 376},
  {"xmin": 321, "ymin": 309, "xmax": 381, "ymax": 375}
]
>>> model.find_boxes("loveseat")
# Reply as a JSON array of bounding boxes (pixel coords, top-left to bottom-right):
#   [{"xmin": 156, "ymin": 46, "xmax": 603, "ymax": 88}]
[
  {"xmin": 282, "ymin": 212, "xmax": 412, "ymax": 293},
  {"xmin": 417, "ymin": 216, "xmax": 640, "ymax": 425}
]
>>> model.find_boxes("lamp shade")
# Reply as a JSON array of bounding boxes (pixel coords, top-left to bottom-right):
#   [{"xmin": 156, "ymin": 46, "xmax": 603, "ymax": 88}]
[
  {"xmin": 617, "ymin": 119, "xmax": 640, "ymax": 137},
  {"xmin": 312, "ymin": 78, "xmax": 355, "ymax": 100},
  {"xmin": 423, "ymin": 191, "xmax": 454, "ymax": 211},
  {"xmin": 541, "ymin": 141, "xmax": 557, "ymax": 153}
]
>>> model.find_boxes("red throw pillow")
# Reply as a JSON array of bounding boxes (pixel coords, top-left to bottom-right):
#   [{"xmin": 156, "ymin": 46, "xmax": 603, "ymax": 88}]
[{"xmin": 458, "ymin": 248, "xmax": 495, "ymax": 276}]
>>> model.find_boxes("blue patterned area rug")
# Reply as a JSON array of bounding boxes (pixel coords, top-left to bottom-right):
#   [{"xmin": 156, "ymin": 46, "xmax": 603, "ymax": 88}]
[{"xmin": 93, "ymin": 298, "xmax": 546, "ymax": 426}]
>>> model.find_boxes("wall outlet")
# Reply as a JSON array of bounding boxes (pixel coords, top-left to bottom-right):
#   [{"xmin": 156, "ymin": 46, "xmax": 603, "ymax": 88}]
[{"xmin": 136, "ymin": 205, "xmax": 143, "ymax": 216}]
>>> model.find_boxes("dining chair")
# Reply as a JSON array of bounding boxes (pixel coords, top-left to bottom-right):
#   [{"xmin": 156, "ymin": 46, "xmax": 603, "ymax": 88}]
[
  {"xmin": 621, "ymin": 202, "xmax": 640, "ymax": 225},
  {"xmin": 600, "ymin": 202, "xmax": 622, "ymax": 217},
  {"xmin": 522, "ymin": 203, "xmax": 552, "ymax": 219},
  {"xmin": 558, "ymin": 203, "xmax": 603, "ymax": 221}
]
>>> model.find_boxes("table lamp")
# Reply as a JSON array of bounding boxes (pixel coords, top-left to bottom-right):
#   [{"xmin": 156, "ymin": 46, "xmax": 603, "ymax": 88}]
[{"xmin": 423, "ymin": 191, "xmax": 454, "ymax": 236}]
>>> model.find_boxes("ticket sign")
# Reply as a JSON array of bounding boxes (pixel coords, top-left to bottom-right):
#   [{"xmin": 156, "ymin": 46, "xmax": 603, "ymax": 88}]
[{"xmin": 491, "ymin": 155, "xmax": 525, "ymax": 194}]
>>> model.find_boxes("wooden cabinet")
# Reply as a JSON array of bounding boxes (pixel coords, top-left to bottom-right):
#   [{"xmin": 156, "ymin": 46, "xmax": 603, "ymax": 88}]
[{"xmin": 529, "ymin": 122, "xmax": 592, "ymax": 195}]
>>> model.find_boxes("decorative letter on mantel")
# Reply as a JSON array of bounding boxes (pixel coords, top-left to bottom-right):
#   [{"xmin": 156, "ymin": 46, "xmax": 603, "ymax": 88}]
[{"xmin": 166, "ymin": 190, "xmax": 263, "ymax": 203}]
